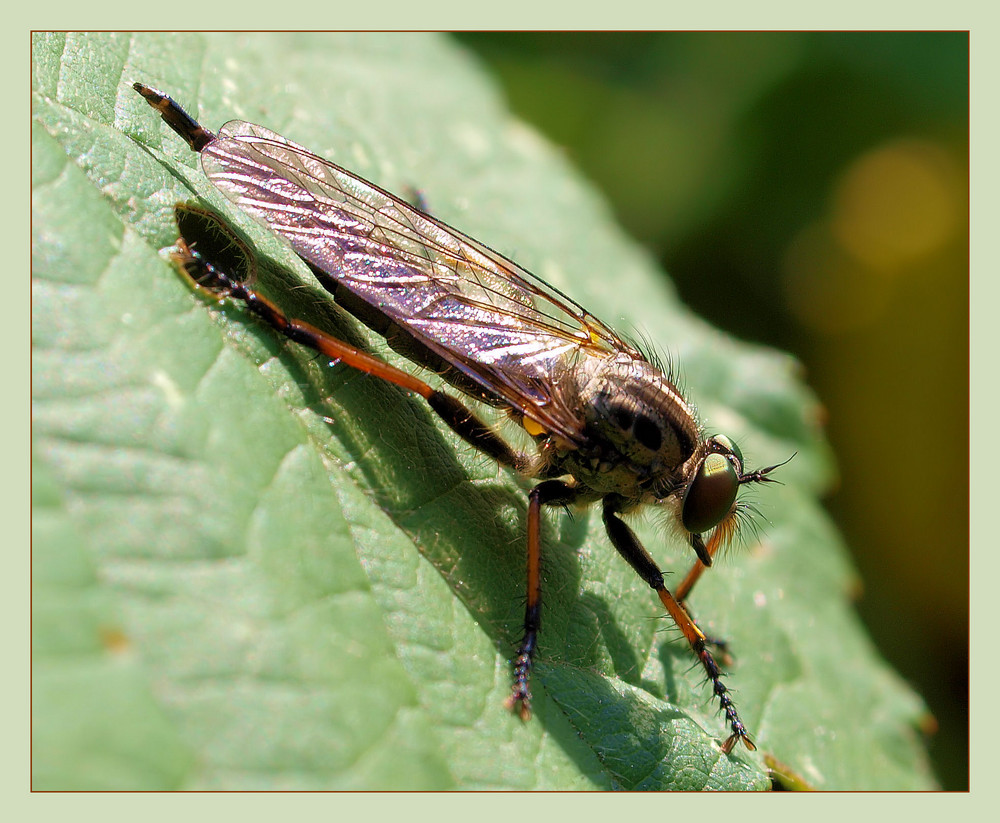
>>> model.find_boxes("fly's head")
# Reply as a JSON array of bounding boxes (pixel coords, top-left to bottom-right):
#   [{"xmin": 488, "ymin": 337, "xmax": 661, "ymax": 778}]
[
  {"xmin": 560, "ymin": 355, "xmax": 787, "ymax": 560},
  {"xmin": 677, "ymin": 434, "xmax": 789, "ymax": 565}
]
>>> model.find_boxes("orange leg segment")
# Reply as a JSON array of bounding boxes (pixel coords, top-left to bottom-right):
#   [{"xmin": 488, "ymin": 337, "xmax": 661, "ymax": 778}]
[{"xmin": 602, "ymin": 499, "xmax": 754, "ymax": 753}]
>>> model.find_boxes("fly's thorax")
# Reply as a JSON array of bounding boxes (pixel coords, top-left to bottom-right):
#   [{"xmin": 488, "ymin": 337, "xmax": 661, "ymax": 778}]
[{"xmin": 558, "ymin": 353, "xmax": 700, "ymax": 497}]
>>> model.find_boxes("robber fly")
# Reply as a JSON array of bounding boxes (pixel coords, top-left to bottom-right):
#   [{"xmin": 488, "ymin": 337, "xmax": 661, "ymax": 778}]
[{"xmin": 133, "ymin": 83, "xmax": 785, "ymax": 753}]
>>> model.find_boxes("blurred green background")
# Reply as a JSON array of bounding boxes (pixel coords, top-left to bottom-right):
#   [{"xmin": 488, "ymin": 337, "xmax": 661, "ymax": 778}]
[{"xmin": 455, "ymin": 32, "xmax": 968, "ymax": 790}]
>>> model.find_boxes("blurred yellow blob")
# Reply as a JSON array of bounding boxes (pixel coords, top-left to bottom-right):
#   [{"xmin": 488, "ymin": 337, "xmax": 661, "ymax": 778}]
[
  {"xmin": 830, "ymin": 138, "xmax": 964, "ymax": 273},
  {"xmin": 783, "ymin": 137, "xmax": 965, "ymax": 334}
]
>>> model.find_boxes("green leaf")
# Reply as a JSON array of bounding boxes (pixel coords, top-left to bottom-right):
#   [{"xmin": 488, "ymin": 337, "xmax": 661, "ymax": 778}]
[{"xmin": 32, "ymin": 32, "xmax": 934, "ymax": 789}]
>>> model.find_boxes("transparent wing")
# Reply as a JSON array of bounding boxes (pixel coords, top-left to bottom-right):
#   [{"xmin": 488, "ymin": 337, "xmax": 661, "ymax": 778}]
[{"xmin": 200, "ymin": 120, "xmax": 643, "ymax": 445}]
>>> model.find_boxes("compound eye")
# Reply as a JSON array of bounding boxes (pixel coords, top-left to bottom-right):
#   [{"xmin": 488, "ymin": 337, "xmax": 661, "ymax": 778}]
[
  {"xmin": 709, "ymin": 434, "xmax": 744, "ymax": 472},
  {"xmin": 681, "ymin": 452, "xmax": 741, "ymax": 534}
]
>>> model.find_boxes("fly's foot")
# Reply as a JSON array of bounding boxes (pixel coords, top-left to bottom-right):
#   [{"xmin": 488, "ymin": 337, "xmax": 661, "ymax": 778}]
[
  {"xmin": 698, "ymin": 639, "xmax": 756, "ymax": 753},
  {"xmin": 504, "ymin": 648, "xmax": 533, "ymax": 720},
  {"xmin": 720, "ymin": 710, "xmax": 756, "ymax": 754}
]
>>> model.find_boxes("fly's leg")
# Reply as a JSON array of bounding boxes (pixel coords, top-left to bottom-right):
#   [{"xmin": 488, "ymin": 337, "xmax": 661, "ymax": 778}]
[
  {"xmin": 505, "ymin": 479, "xmax": 582, "ymax": 721},
  {"xmin": 676, "ymin": 529, "xmax": 725, "ymax": 602},
  {"xmin": 601, "ymin": 497, "xmax": 754, "ymax": 753},
  {"xmin": 188, "ymin": 218, "xmax": 575, "ymax": 721},
  {"xmin": 173, "ymin": 228, "xmax": 567, "ymax": 720},
  {"xmin": 170, "ymin": 237, "xmax": 531, "ymax": 474},
  {"xmin": 676, "ymin": 530, "xmax": 734, "ymax": 664},
  {"xmin": 675, "ymin": 456, "xmax": 790, "ymax": 654},
  {"xmin": 425, "ymin": 392, "xmax": 527, "ymax": 471}
]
